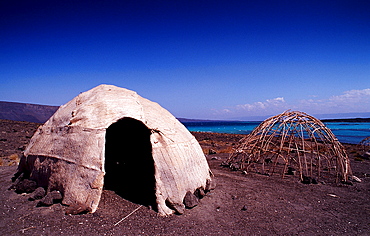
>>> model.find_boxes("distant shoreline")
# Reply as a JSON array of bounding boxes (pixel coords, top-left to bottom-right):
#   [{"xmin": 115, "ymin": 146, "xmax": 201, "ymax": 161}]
[
  {"xmin": 179, "ymin": 117, "xmax": 370, "ymax": 123},
  {"xmin": 321, "ymin": 118, "xmax": 370, "ymax": 123}
]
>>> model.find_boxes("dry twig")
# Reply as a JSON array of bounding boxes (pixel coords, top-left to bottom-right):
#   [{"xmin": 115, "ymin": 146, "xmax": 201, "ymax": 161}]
[{"xmin": 114, "ymin": 205, "xmax": 143, "ymax": 226}]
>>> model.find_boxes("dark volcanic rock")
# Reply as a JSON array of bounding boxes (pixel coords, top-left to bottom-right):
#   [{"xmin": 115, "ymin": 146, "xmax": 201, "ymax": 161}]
[
  {"xmin": 14, "ymin": 179, "xmax": 37, "ymax": 193},
  {"xmin": 205, "ymin": 178, "xmax": 216, "ymax": 192},
  {"xmin": 165, "ymin": 198, "xmax": 185, "ymax": 215},
  {"xmin": 301, "ymin": 176, "xmax": 318, "ymax": 185},
  {"xmin": 208, "ymin": 149, "xmax": 217, "ymax": 155},
  {"xmin": 183, "ymin": 191, "xmax": 199, "ymax": 209},
  {"xmin": 287, "ymin": 167, "xmax": 296, "ymax": 175},
  {"xmin": 37, "ymin": 190, "xmax": 63, "ymax": 207},
  {"xmin": 65, "ymin": 203, "xmax": 91, "ymax": 215},
  {"xmin": 194, "ymin": 187, "xmax": 206, "ymax": 199},
  {"xmin": 28, "ymin": 187, "xmax": 46, "ymax": 201}
]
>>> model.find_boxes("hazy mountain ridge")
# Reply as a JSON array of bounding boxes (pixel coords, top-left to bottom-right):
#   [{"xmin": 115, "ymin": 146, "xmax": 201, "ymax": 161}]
[
  {"xmin": 1, "ymin": 101, "xmax": 369, "ymax": 124},
  {"xmin": 0, "ymin": 101, "xmax": 59, "ymax": 123}
]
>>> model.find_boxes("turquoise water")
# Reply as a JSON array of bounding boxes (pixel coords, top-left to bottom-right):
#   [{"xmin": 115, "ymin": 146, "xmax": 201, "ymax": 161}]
[{"xmin": 182, "ymin": 121, "xmax": 370, "ymax": 144}]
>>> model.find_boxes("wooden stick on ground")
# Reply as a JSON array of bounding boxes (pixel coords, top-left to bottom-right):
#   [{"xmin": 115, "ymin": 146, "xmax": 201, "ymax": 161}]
[{"xmin": 114, "ymin": 205, "xmax": 143, "ymax": 226}]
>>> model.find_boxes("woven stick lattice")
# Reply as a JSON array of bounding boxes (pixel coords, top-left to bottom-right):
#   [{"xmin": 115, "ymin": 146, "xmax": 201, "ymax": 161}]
[
  {"xmin": 359, "ymin": 137, "xmax": 370, "ymax": 147},
  {"xmin": 359, "ymin": 137, "xmax": 370, "ymax": 150},
  {"xmin": 226, "ymin": 111, "xmax": 352, "ymax": 182}
]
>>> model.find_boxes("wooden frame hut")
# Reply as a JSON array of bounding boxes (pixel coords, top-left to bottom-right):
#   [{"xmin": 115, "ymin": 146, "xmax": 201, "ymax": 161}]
[
  {"xmin": 359, "ymin": 137, "xmax": 370, "ymax": 150},
  {"xmin": 226, "ymin": 110, "xmax": 352, "ymax": 183},
  {"xmin": 14, "ymin": 85, "xmax": 212, "ymax": 215}
]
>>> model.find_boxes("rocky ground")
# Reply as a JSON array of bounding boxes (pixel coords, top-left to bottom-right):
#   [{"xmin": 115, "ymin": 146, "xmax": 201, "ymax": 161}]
[{"xmin": 0, "ymin": 119, "xmax": 369, "ymax": 235}]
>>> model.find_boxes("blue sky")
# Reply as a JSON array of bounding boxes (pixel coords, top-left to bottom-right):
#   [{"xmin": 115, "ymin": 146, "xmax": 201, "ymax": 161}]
[{"xmin": 1, "ymin": 0, "xmax": 369, "ymax": 120}]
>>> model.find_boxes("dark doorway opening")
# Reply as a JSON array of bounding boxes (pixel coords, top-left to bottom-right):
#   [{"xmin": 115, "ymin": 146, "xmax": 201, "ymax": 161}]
[{"xmin": 104, "ymin": 118, "xmax": 156, "ymax": 208}]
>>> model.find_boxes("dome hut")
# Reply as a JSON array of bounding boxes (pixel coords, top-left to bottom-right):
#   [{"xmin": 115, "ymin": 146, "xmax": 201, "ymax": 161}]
[
  {"xmin": 359, "ymin": 137, "xmax": 370, "ymax": 159},
  {"xmin": 359, "ymin": 137, "xmax": 370, "ymax": 150},
  {"xmin": 226, "ymin": 110, "xmax": 352, "ymax": 183},
  {"xmin": 13, "ymin": 84, "xmax": 212, "ymax": 216}
]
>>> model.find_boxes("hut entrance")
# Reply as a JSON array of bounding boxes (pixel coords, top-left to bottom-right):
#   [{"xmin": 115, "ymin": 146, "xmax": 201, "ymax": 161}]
[{"xmin": 104, "ymin": 117, "xmax": 156, "ymax": 207}]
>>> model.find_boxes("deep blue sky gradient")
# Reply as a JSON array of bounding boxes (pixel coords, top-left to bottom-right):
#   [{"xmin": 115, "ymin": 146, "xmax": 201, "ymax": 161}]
[{"xmin": 1, "ymin": 0, "xmax": 369, "ymax": 119}]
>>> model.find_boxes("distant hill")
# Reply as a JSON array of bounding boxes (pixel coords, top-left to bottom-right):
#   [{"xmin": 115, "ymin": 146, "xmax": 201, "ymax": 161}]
[
  {"xmin": 0, "ymin": 101, "xmax": 59, "ymax": 123},
  {"xmin": 1, "ymin": 101, "xmax": 369, "ymax": 124},
  {"xmin": 321, "ymin": 117, "xmax": 370, "ymax": 123},
  {"xmin": 176, "ymin": 118, "xmax": 224, "ymax": 122}
]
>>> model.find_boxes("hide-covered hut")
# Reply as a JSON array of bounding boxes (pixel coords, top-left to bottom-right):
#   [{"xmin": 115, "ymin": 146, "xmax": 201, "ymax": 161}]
[{"xmin": 14, "ymin": 84, "xmax": 212, "ymax": 215}]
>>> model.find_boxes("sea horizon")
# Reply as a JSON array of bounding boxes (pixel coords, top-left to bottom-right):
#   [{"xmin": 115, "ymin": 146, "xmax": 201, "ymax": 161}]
[{"xmin": 181, "ymin": 120, "xmax": 370, "ymax": 145}]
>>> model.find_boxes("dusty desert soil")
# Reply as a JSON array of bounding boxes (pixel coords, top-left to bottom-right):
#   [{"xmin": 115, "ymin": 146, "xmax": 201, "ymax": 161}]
[{"xmin": 0, "ymin": 119, "xmax": 369, "ymax": 235}]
